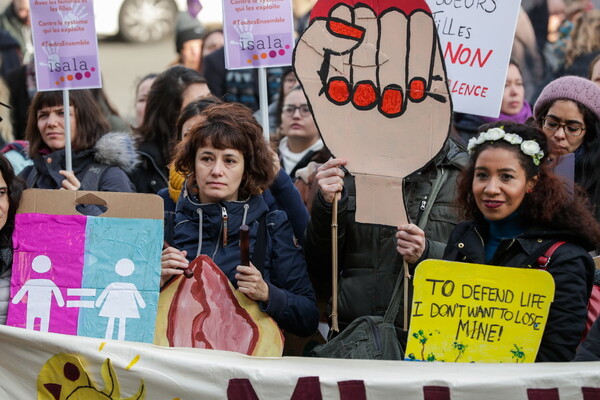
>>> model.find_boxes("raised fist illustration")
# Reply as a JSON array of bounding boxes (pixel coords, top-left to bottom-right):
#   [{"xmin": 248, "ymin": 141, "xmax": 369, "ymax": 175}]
[{"xmin": 294, "ymin": 0, "xmax": 452, "ymax": 226}]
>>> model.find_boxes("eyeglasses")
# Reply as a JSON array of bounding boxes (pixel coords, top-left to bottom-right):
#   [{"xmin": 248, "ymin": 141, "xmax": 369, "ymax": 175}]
[
  {"xmin": 542, "ymin": 117, "xmax": 586, "ymax": 137},
  {"xmin": 282, "ymin": 104, "xmax": 311, "ymax": 117}
]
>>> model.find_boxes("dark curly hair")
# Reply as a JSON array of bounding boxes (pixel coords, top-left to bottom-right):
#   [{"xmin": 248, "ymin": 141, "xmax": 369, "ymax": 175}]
[
  {"xmin": 0, "ymin": 154, "xmax": 25, "ymax": 246},
  {"xmin": 457, "ymin": 121, "xmax": 600, "ymax": 247},
  {"xmin": 172, "ymin": 102, "xmax": 276, "ymax": 199}
]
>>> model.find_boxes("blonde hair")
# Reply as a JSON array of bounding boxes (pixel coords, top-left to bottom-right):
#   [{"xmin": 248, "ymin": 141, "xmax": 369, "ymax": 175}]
[{"xmin": 565, "ymin": 10, "xmax": 600, "ymax": 68}]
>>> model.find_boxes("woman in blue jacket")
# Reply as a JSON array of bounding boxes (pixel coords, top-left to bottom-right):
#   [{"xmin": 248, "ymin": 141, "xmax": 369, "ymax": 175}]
[
  {"xmin": 159, "ymin": 97, "xmax": 309, "ymax": 244},
  {"xmin": 161, "ymin": 102, "xmax": 319, "ymax": 337}
]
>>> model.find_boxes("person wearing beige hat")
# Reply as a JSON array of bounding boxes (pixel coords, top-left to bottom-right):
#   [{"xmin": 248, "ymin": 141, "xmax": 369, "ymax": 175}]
[{"xmin": 533, "ymin": 75, "xmax": 600, "ymax": 219}]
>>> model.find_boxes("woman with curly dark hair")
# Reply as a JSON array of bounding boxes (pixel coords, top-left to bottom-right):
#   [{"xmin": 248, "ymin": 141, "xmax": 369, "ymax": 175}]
[
  {"xmin": 397, "ymin": 121, "xmax": 600, "ymax": 362},
  {"xmin": 160, "ymin": 102, "xmax": 319, "ymax": 337},
  {"xmin": 0, "ymin": 154, "xmax": 25, "ymax": 324}
]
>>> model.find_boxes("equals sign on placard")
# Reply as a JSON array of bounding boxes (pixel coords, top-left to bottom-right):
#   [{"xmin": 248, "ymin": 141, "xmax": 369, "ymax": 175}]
[{"xmin": 66, "ymin": 288, "xmax": 97, "ymax": 308}]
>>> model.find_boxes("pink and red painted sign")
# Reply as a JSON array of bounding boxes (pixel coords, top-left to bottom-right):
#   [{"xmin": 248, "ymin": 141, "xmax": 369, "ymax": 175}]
[
  {"xmin": 29, "ymin": 0, "xmax": 101, "ymax": 91},
  {"xmin": 222, "ymin": 0, "xmax": 295, "ymax": 70}
]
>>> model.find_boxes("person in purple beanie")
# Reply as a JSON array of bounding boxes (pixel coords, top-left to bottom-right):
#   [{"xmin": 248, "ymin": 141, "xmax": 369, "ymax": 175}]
[{"xmin": 533, "ymin": 75, "xmax": 600, "ymax": 220}]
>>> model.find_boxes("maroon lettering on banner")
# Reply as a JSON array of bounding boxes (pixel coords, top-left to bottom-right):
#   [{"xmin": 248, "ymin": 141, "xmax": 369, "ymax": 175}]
[
  {"xmin": 338, "ymin": 380, "xmax": 366, "ymax": 400},
  {"xmin": 424, "ymin": 385, "xmax": 450, "ymax": 400},
  {"xmin": 291, "ymin": 377, "xmax": 323, "ymax": 400},
  {"xmin": 227, "ymin": 378, "xmax": 259, "ymax": 400},
  {"xmin": 527, "ymin": 388, "xmax": 560, "ymax": 400},
  {"xmin": 583, "ymin": 387, "xmax": 600, "ymax": 400}
]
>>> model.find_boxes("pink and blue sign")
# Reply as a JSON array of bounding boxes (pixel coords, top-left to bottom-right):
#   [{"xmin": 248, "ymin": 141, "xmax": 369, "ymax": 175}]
[
  {"xmin": 29, "ymin": 0, "xmax": 102, "ymax": 91},
  {"xmin": 7, "ymin": 213, "xmax": 162, "ymax": 343},
  {"xmin": 223, "ymin": 0, "xmax": 295, "ymax": 70}
]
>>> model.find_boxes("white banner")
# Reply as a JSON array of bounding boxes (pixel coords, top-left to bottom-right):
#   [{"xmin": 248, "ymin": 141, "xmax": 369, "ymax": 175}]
[
  {"xmin": 425, "ymin": 0, "xmax": 521, "ymax": 118},
  {"xmin": 1, "ymin": 325, "xmax": 600, "ymax": 399}
]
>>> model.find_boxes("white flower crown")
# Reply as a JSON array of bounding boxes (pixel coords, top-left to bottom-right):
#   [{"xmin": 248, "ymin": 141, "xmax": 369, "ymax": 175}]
[{"xmin": 467, "ymin": 127, "xmax": 544, "ymax": 166}]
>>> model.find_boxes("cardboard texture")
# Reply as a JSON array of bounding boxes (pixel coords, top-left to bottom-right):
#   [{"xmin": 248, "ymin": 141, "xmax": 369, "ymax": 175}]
[
  {"xmin": 8, "ymin": 189, "xmax": 163, "ymax": 343},
  {"xmin": 17, "ymin": 189, "xmax": 163, "ymax": 219},
  {"xmin": 294, "ymin": 0, "xmax": 451, "ymax": 226}
]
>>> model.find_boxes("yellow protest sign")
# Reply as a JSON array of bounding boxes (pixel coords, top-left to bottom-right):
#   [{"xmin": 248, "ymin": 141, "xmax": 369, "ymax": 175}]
[{"xmin": 405, "ymin": 260, "xmax": 555, "ymax": 363}]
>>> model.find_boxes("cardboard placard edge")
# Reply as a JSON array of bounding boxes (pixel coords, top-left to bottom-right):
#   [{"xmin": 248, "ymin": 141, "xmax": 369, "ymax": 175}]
[{"xmin": 17, "ymin": 189, "xmax": 163, "ymax": 220}]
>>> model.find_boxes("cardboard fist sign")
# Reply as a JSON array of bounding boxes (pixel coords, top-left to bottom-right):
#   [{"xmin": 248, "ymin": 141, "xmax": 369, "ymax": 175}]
[{"xmin": 294, "ymin": 0, "xmax": 452, "ymax": 226}]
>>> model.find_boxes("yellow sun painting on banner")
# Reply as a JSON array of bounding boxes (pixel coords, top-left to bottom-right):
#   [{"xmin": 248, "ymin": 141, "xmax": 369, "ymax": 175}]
[{"xmin": 405, "ymin": 260, "xmax": 555, "ymax": 363}]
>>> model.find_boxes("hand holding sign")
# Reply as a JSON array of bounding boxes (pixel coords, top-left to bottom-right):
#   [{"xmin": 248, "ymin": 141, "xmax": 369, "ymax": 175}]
[{"xmin": 294, "ymin": 0, "xmax": 451, "ymax": 226}]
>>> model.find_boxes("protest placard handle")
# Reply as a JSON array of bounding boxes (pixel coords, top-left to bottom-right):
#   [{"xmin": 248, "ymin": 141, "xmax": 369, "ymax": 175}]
[
  {"xmin": 331, "ymin": 191, "xmax": 340, "ymax": 332},
  {"xmin": 258, "ymin": 67, "xmax": 270, "ymax": 142},
  {"xmin": 63, "ymin": 90, "xmax": 72, "ymax": 172}
]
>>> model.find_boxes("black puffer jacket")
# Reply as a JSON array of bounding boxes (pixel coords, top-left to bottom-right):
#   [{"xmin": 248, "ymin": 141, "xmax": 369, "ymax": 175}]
[
  {"xmin": 443, "ymin": 220, "xmax": 596, "ymax": 362},
  {"xmin": 129, "ymin": 141, "xmax": 168, "ymax": 194},
  {"xmin": 304, "ymin": 139, "xmax": 469, "ymax": 335}
]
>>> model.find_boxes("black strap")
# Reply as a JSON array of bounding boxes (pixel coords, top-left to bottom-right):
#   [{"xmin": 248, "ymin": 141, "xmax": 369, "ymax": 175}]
[
  {"xmin": 25, "ymin": 166, "xmax": 38, "ymax": 188},
  {"xmin": 251, "ymin": 213, "xmax": 267, "ymax": 274},
  {"xmin": 384, "ymin": 167, "xmax": 448, "ymax": 323}
]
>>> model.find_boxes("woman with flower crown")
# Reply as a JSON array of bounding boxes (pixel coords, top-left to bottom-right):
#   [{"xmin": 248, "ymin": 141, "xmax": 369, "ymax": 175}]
[{"xmin": 396, "ymin": 121, "xmax": 600, "ymax": 362}]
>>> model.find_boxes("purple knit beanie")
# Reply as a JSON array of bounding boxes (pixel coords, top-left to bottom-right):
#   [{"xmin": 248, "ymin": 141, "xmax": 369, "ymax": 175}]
[{"xmin": 533, "ymin": 76, "xmax": 600, "ymax": 121}]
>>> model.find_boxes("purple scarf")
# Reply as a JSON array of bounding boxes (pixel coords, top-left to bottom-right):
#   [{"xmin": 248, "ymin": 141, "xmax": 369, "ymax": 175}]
[{"xmin": 481, "ymin": 101, "xmax": 533, "ymax": 124}]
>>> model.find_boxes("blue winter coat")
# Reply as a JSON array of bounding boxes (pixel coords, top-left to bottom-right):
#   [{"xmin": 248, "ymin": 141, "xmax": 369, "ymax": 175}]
[
  {"xmin": 160, "ymin": 168, "xmax": 309, "ymax": 244},
  {"xmin": 173, "ymin": 186, "xmax": 319, "ymax": 337}
]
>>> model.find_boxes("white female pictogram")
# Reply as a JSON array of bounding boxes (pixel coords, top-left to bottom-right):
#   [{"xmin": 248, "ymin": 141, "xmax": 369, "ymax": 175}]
[{"xmin": 95, "ymin": 258, "xmax": 146, "ymax": 341}]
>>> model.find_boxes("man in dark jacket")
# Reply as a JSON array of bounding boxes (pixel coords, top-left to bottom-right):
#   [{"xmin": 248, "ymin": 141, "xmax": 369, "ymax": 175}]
[
  {"xmin": 304, "ymin": 138, "xmax": 469, "ymax": 343},
  {"xmin": 0, "ymin": 29, "xmax": 20, "ymax": 78}
]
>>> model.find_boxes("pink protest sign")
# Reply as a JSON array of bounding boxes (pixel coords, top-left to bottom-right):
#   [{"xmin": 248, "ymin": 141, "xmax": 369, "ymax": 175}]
[
  {"xmin": 29, "ymin": 0, "xmax": 101, "ymax": 91},
  {"xmin": 223, "ymin": 0, "xmax": 295, "ymax": 70}
]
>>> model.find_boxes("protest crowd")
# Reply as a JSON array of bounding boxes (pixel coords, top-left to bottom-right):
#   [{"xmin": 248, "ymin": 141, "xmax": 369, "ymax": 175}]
[{"xmin": 2, "ymin": 0, "xmax": 600, "ymax": 369}]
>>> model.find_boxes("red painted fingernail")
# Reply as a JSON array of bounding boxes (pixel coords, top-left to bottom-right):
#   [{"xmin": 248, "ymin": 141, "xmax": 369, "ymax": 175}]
[
  {"xmin": 327, "ymin": 20, "xmax": 365, "ymax": 40},
  {"xmin": 352, "ymin": 82, "xmax": 377, "ymax": 108},
  {"xmin": 409, "ymin": 78, "xmax": 426, "ymax": 101},
  {"xmin": 327, "ymin": 78, "xmax": 350, "ymax": 104},
  {"xmin": 380, "ymin": 87, "xmax": 403, "ymax": 116}
]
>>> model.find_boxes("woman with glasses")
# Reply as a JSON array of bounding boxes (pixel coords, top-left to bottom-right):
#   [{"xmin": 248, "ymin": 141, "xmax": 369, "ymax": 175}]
[
  {"xmin": 533, "ymin": 75, "xmax": 600, "ymax": 220},
  {"xmin": 276, "ymin": 85, "xmax": 328, "ymax": 179}
]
